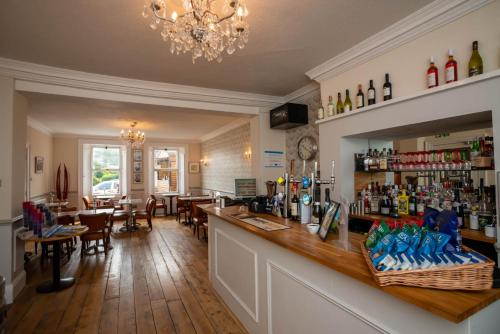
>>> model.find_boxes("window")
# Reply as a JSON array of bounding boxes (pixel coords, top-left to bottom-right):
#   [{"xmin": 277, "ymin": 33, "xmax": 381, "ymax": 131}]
[
  {"xmin": 153, "ymin": 149, "xmax": 178, "ymax": 193},
  {"xmin": 91, "ymin": 146, "xmax": 122, "ymax": 196}
]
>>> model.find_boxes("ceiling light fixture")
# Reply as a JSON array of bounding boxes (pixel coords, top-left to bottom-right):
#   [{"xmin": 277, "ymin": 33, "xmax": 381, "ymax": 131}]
[
  {"xmin": 142, "ymin": 0, "xmax": 249, "ymax": 63},
  {"xmin": 120, "ymin": 121, "xmax": 146, "ymax": 147}
]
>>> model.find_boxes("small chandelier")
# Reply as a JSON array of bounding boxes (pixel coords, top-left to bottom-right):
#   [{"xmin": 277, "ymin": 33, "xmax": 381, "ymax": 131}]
[
  {"xmin": 142, "ymin": 0, "xmax": 249, "ymax": 63},
  {"xmin": 120, "ymin": 122, "xmax": 146, "ymax": 147}
]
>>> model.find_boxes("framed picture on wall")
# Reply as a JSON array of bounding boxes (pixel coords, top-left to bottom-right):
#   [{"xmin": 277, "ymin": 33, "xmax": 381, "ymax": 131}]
[
  {"xmin": 34, "ymin": 156, "xmax": 44, "ymax": 174},
  {"xmin": 133, "ymin": 149, "xmax": 143, "ymax": 162},
  {"xmin": 133, "ymin": 173, "xmax": 143, "ymax": 184},
  {"xmin": 133, "ymin": 161, "xmax": 142, "ymax": 173},
  {"xmin": 189, "ymin": 162, "xmax": 200, "ymax": 174}
]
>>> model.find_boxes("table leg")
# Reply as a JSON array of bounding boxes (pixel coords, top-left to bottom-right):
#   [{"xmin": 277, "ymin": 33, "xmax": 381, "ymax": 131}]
[
  {"xmin": 169, "ymin": 197, "xmax": 173, "ymax": 215},
  {"xmin": 36, "ymin": 241, "xmax": 75, "ymax": 293}
]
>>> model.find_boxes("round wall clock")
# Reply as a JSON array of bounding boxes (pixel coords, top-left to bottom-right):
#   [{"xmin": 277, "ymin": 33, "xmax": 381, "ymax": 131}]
[{"xmin": 297, "ymin": 136, "xmax": 318, "ymax": 161}]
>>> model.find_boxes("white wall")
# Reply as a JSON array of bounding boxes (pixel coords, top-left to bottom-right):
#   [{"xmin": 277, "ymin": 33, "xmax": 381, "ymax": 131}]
[
  {"xmin": 27, "ymin": 126, "xmax": 53, "ymax": 199},
  {"xmin": 320, "ymin": 0, "xmax": 500, "ymax": 109}
]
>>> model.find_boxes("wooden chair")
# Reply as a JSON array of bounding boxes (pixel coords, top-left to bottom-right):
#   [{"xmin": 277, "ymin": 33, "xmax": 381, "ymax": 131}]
[
  {"xmin": 82, "ymin": 196, "xmax": 93, "ymax": 210},
  {"xmin": 176, "ymin": 197, "xmax": 189, "ymax": 224},
  {"xmin": 150, "ymin": 194, "xmax": 167, "ymax": 216},
  {"xmin": 111, "ymin": 195, "xmax": 127, "ymax": 211},
  {"xmin": 79, "ymin": 213, "xmax": 108, "ymax": 258},
  {"xmin": 191, "ymin": 200, "xmax": 212, "ymax": 240},
  {"xmin": 133, "ymin": 198, "xmax": 155, "ymax": 230}
]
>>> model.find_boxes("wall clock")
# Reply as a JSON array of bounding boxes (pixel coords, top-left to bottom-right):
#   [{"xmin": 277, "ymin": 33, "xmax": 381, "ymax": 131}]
[{"xmin": 297, "ymin": 136, "xmax": 318, "ymax": 161}]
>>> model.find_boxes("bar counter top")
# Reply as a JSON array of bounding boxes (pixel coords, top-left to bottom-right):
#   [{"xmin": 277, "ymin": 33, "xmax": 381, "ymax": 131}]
[{"xmin": 202, "ymin": 204, "xmax": 500, "ymax": 324}]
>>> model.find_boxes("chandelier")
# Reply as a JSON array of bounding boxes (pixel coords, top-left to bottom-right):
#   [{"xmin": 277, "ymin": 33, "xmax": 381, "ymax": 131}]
[
  {"xmin": 120, "ymin": 122, "xmax": 146, "ymax": 147},
  {"xmin": 142, "ymin": 0, "xmax": 249, "ymax": 63}
]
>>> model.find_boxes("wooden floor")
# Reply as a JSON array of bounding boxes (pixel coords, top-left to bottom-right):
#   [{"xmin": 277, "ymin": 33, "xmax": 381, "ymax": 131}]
[{"xmin": 5, "ymin": 217, "xmax": 247, "ymax": 334}]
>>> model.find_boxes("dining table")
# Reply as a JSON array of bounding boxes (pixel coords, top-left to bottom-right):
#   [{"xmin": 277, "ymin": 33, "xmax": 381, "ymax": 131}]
[
  {"xmin": 177, "ymin": 195, "xmax": 214, "ymax": 224},
  {"xmin": 159, "ymin": 193, "xmax": 179, "ymax": 215},
  {"xmin": 18, "ymin": 225, "xmax": 88, "ymax": 293},
  {"xmin": 118, "ymin": 198, "xmax": 143, "ymax": 232}
]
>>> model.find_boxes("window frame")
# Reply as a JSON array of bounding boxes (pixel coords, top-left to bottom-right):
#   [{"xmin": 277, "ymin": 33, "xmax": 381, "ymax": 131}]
[
  {"xmin": 90, "ymin": 145, "xmax": 124, "ymax": 197},
  {"xmin": 152, "ymin": 148, "xmax": 179, "ymax": 194}
]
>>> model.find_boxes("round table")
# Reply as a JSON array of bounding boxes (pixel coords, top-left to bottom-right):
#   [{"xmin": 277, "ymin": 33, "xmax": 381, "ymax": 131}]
[{"xmin": 19, "ymin": 226, "xmax": 88, "ymax": 293}]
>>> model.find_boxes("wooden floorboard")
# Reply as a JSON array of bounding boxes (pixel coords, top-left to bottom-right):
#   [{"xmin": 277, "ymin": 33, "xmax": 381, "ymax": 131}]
[{"xmin": 5, "ymin": 217, "xmax": 247, "ymax": 334}]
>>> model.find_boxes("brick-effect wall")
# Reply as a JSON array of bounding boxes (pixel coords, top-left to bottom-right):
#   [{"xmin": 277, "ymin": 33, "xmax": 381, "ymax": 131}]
[
  {"xmin": 201, "ymin": 123, "xmax": 251, "ymax": 194},
  {"xmin": 286, "ymin": 91, "xmax": 321, "ymax": 177}
]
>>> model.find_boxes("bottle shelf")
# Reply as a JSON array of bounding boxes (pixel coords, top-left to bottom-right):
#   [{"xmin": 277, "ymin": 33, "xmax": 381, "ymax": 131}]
[
  {"xmin": 355, "ymin": 167, "xmax": 494, "ymax": 173},
  {"xmin": 349, "ymin": 213, "xmax": 496, "ymax": 244}
]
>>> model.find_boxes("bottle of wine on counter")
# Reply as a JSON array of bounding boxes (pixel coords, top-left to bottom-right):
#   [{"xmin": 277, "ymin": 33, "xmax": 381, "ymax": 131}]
[
  {"xmin": 327, "ymin": 95, "xmax": 335, "ymax": 117},
  {"xmin": 356, "ymin": 84, "xmax": 364, "ymax": 109},
  {"xmin": 427, "ymin": 56, "xmax": 439, "ymax": 88},
  {"xmin": 291, "ymin": 192, "xmax": 299, "ymax": 220},
  {"xmin": 367, "ymin": 80, "xmax": 376, "ymax": 105},
  {"xmin": 336, "ymin": 92, "xmax": 344, "ymax": 114},
  {"xmin": 323, "ymin": 188, "xmax": 332, "ymax": 216},
  {"xmin": 344, "ymin": 89, "xmax": 352, "ymax": 112},
  {"xmin": 383, "ymin": 73, "xmax": 392, "ymax": 101},
  {"xmin": 312, "ymin": 201, "xmax": 322, "ymax": 225},
  {"xmin": 468, "ymin": 41, "xmax": 483, "ymax": 77},
  {"xmin": 445, "ymin": 49, "xmax": 458, "ymax": 83}
]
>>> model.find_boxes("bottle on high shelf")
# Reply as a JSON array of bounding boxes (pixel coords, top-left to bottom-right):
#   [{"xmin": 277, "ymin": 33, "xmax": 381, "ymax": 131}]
[
  {"xmin": 369, "ymin": 149, "xmax": 379, "ymax": 171},
  {"xmin": 364, "ymin": 149, "xmax": 371, "ymax": 172},
  {"xmin": 344, "ymin": 89, "xmax": 352, "ymax": 112},
  {"xmin": 356, "ymin": 84, "xmax": 365, "ymax": 109},
  {"xmin": 468, "ymin": 41, "xmax": 483, "ymax": 77},
  {"xmin": 383, "ymin": 73, "xmax": 392, "ymax": 101},
  {"xmin": 445, "ymin": 49, "xmax": 458, "ymax": 83},
  {"xmin": 327, "ymin": 95, "xmax": 335, "ymax": 117},
  {"xmin": 367, "ymin": 80, "xmax": 376, "ymax": 105},
  {"xmin": 379, "ymin": 148, "xmax": 387, "ymax": 170},
  {"xmin": 336, "ymin": 92, "xmax": 344, "ymax": 114},
  {"xmin": 427, "ymin": 56, "xmax": 439, "ymax": 88},
  {"xmin": 317, "ymin": 105, "xmax": 325, "ymax": 120}
]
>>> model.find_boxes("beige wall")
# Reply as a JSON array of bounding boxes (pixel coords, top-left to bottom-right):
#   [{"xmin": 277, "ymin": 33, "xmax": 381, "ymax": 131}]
[
  {"xmin": 320, "ymin": 0, "xmax": 500, "ymax": 108},
  {"xmin": 27, "ymin": 126, "xmax": 53, "ymax": 198},
  {"xmin": 0, "ymin": 76, "xmax": 15, "ymax": 219},
  {"xmin": 201, "ymin": 123, "xmax": 252, "ymax": 194}
]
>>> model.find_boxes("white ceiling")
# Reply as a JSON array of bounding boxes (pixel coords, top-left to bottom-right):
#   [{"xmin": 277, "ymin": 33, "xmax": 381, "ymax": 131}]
[
  {"xmin": 0, "ymin": 0, "xmax": 433, "ymax": 96},
  {"xmin": 26, "ymin": 93, "xmax": 249, "ymax": 140}
]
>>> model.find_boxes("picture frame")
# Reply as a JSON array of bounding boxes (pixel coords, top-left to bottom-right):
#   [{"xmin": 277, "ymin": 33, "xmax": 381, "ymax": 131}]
[
  {"xmin": 133, "ymin": 149, "xmax": 143, "ymax": 162},
  {"xmin": 133, "ymin": 161, "xmax": 142, "ymax": 173},
  {"xmin": 34, "ymin": 156, "xmax": 44, "ymax": 174},
  {"xmin": 188, "ymin": 162, "xmax": 200, "ymax": 174},
  {"xmin": 133, "ymin": 173, "xmax": 143, "ymax": 184},
  {"xmin": 319, "ymin": 201, "xmax": 340, "ymax": 241}
]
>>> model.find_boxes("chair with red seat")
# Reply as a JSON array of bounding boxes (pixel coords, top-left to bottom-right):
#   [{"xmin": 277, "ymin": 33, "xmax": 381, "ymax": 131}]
[{"xmin": 133, "ymin": 197, "xmax": 155, "ymax": 230}]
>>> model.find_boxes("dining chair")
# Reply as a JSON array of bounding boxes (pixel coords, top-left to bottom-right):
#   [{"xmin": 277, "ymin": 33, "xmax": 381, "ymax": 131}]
[
  {"xmin": 82, "ymin": 196, "xmax": 93, "ymax": 210},
  {"xmin": 112, "ymin": 195, "xmax": 127, "ymax": 211},
  {"xmin": 190, "ymin": 200, "xmax": 213, "ymax": 240},
  {"xmin": 133, "ymin": 197, "xmax": 155, "ymax": 230},
  {"xmin": 79, "ymin": 213, "xmax": 108, "ymax": 258},
  {"xmin": 150, "ymin": 194, "xmax": 167, "ymax": 217},
  {"xmin": 176, "ymin": 197, "xmax": 189, "ymax": 224}
]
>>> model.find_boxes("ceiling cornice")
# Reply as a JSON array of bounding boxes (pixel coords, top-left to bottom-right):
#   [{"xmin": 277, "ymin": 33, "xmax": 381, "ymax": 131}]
[
  {"xmin": 199, "ymin": 118, "xmax": 250, "ymax": 142},
  {"xmin": 0, "ymin": 57, "xmax": 284, "ymax": 115},
  {"xmin": 305, "ymin": 0, "xmax": 493, "ymax": 83},
  {"xmin": 283, "ymin": 82, "xmax": 320, "ymax": 104},
  {"xmin": 27, "ymin": 116, "xmax": 53, "ymax": 135}
]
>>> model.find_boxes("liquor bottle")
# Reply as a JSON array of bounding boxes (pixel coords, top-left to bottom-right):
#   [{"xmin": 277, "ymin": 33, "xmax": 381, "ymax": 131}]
[
  {"xmin": 364, "ymin": 149, "xmax": 371, "ymax": 172},
  {"xmin": 417, "ymin": 192, "xmax": 425, "ymax": 217},
  {"xmin": 336, "ymin": 92, "xmax": 344, "ymax": 114},
  {"xmin": 379, "ymin": 148, "xmax": 387, "ymax": 170},
  {"xmin": 370, "ymin": 184, "xmax": 380, "ymax": 214},
  {"xmin": 398, "ymin": 189, "xmax": 409, "ymax": 216},
  {"xmin": 383, "ymin": 73, "xmax": 392, "ymax": 101},
  {"xmin": 367, "ymin": 80, "xmax": 376, "ymax": 105},
  {"xmin": 356, "ymin": 84, "xmax": 364, "ymax": 109},
  {"xmin": 380, "ymin": 195, "xmax": 390, "ymax": 216},
  {"xmin": 312, "ymin": 201, "xmax": 322, "ymax": 225},
  {"xmin": 364, "ymin": 192, "xmax": 371, "ymax": 214},
  {"xmin": 291, "ymin": 192, "xmax": 299, "ymax": 220},
  {"xmin": 344, "ymin": 89, "xmax": 352, "ymax": 112},
  {"xmin": 427, "ymin": 56, "xmax": 439, "ymax": 88},
  {"xmin": 323, "ymin": 188, "xmax": 332, "ymax": 216},
  {"xmin": 391, "ymin": 186, "xmax": 400, "ymax": 218},
  {"xmin": 317, "ymin": 105, "xmax": 324, "ymax": 120},
  {"xmin": 453, "ymin": 189, "xmax": 464, "ymax": 227},
  {"xmin": 327, "ymin": 96, "xmax": 335, "ymax": 117},
  {"xmin": 409, "ymin": 192, "xmax": 417, "ymax": 216},
  {"xmin": 369, "ymin": 149, "xmax": 379, "ymax": 171},
  {"xmin": 468, "ymin": 41, "xmax": 483, "ymax": 77},
  {"xmin": 445, "ymin": 49, "xmax": 458, "ymax": 83}
]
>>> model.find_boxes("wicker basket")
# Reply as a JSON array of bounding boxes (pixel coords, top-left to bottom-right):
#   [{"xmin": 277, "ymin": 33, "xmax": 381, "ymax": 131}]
[{"xmin": 360, "ymin": 242, "xmax": 494, "ymax": 290}]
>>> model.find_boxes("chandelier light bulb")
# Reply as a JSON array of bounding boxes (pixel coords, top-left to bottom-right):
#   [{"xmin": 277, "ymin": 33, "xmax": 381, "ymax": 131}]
[{"xmin": 171, "ymin": 11, "xmax": 178, "ymax": 21}]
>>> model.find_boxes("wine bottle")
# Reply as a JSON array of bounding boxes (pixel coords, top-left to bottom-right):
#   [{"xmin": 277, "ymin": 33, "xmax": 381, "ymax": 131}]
[
  {"xmin": 409, "ymin": 192, "xmax": 417, "ymax": 216},
  {"xmin": 327, "ymin": 95, "xmax": 335, "ymax": 117},
  {"xmin": 291, "ymin": 192, "xmax": 299, "ymax": 220},
  {"xmin": 445, "ymin": 49, "xmax": 458, "ymax": 83},
  {"xmin": 344, "ymin": 89, "xmax": 352, "ymax": 112},
  {"xmin": 468, "ymin": 41, "xmax": 483, "ymax": 77},
  {"xmin": 336, "ymin": 92, "xmax": 344, "ymax": 114},
  {"xmin": 380, "ymin": 195, "xmax": 390, "ymax": 216},
  {"xmin": 323, "ymin": 188, "xmax": 332, "ymax": 216},
  {"xmin": 317, "ymin": 105, "xmax": 324, "ymax": 120},
  {"xmin": 356, "ymin": 84, "xmax": 364, "ymax": 109},
  {"xmin": 311, "ymin": 201, "xmax": 322, "ymax": 225},
  {"xmin": 367, "ymin": 80, "xmax": 376, "ymax": 105},
  {"xmin": 427, "ymin": 56, "xmax": 438, "ymax": 88},
  {"xmin": 383, "ymin": 73, "xmax": 392, "ymax": 101}
]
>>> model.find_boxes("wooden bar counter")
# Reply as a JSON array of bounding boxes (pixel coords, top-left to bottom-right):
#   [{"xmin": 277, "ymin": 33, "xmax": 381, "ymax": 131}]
[{"xmin": 202, "ymin": 204, "xmax": 500, "ymax": 334}]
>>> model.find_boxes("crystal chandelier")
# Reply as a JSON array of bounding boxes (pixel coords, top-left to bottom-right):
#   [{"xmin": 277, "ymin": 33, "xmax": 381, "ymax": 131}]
[
  {"xmin": 120, "ymin": 122, "xmax": 146, "ymax": 147},
  {"xmin": 142, "ymin": 0, "xmax": 249, "ymax": 63}
]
